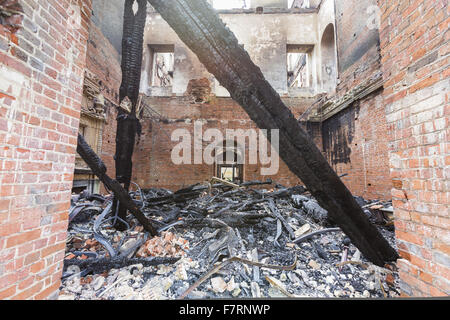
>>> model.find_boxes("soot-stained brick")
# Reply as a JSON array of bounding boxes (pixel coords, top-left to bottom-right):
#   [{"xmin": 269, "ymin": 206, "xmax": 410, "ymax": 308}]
[{"xmin": 322, "ymin": 102, "xmax": 360, "ymax": 166}]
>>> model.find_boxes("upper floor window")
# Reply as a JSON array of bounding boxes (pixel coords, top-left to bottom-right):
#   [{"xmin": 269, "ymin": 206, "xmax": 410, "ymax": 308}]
[
  {"xmin": 212, "ymin": 0, "xmax": 251, "ymax": 9},
  {"xmin": 149, "ymin": 45, "xmax": 174, "ymax": 87}
]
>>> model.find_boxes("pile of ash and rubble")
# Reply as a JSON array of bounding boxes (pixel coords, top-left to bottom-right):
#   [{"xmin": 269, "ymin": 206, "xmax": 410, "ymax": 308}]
[{"xmin": 59, "ymin": 179, "xmax": 399, "ymax": 300}]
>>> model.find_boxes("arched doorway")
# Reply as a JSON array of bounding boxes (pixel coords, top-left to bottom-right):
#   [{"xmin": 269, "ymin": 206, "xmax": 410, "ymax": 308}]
[
  {"xmin": 215, "ymin": 140, "xmax": 244, "ymax": 184},
  {"xmin": 321, "ymin": 23, "xmax": 337, "ymax": 92}
]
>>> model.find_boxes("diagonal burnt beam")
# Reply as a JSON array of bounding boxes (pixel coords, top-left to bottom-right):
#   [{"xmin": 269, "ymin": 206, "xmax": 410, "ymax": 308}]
[{"xmin": 147, "ymin": 0, "xmax": 398, "ymax": 266}]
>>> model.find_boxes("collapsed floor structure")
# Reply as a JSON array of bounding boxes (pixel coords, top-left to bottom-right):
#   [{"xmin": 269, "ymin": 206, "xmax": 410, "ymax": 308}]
[
  {"xmin": 0, "ymin": 0, "xmax": 448, "ymax": 299},
  {"xmin": 60, "ymin": 181, "xmax": 399, "ymax": 299}
]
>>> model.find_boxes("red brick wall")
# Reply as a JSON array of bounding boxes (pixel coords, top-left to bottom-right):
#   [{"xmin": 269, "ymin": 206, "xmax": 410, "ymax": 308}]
[
  {"xmin": 0, "ymin": 0, "xmax": 92, "ymax": 300},
  {"xmin": 379, "ymin": 0, "xmax": 449, "ymax": 296},
  {"xmin": 132, "ymin": 96, "xmax": 315, "ymax": 190},
  {"xmin": 100, "ymin": 102, "xmax": 119, "ymax": 186},
  {"xmin": 86, "ymin": 23, "xmax": 121, "ymax": 104},
  {"xmin": 318, "ymin": 0, "xmax": 392, "ymax": 201},
  {"xmin": 323, "ymin": 91, "xmax": 392, "ymax": 201}
]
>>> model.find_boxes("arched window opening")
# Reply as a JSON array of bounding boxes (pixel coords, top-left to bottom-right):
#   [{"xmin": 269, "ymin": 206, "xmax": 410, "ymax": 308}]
[
  {"xmin": 321, "ymin": 23, "xmax": 337, "ymax": 92},
  {"xmin": 215, "ymin": 140, "xmax": 244, "ymax": 184}
]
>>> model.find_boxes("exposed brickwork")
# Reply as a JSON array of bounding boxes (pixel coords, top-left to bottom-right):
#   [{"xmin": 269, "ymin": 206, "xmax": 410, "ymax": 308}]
[
  {"xmin": 316, "ymin": 0, "xmax": 392, "ymax": 201},
  {"xmin": 322, "ymin": 91, "xmax": 392, "ymax": 200},
  {"xmin": 0, "ymin": 0, "xmax": 92, "ymax": 300},
  {"xmin": 86, "ymin": 23, "xmax": 121, "ymax": 104},
  {"xmin": 100, "ymin": 101, "xmax": 119, "ymax": 187},
  {"xmin": 335, "ymin": 40, "xmax": 381, "ymax": 98},
  {"xmin": 379, "ymin": 0, "xmax": 449, "ymax": 296},
  {"xmin": 85, "ymin": 20, "xmax": 121, "ymax": 192},
  {"xmin": 132, "ymin": 96, "xmax": 315, "ymax": 191},
  {"xmin": 335, "ymin": 0, "xmax": 380, "ymax": 77}
]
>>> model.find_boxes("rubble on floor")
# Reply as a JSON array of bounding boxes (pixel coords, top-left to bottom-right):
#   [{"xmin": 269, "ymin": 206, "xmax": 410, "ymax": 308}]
[{"xmin": 59, "ymin": 181, "xmax": 400, "ymax": 300}]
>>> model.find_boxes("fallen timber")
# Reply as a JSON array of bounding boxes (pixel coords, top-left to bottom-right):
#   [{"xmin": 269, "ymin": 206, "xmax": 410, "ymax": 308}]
[
  {"xmin": 145, "ymin": 179, "xmax": 288, "ymax": 206},
  {"xmin": 76, "ymin": 133, "xmax": 158, "ymax": 236},
  {"xmin": 147, "ymin": 0, "xmax": 398, "ymax": 266}
]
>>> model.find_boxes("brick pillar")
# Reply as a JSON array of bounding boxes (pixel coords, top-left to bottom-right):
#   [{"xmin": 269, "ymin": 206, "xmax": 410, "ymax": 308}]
[
  {"xmin": 0, "ymin": 0, "xmax": 92, "ymax": 299},
  {"xmin": 379, "ymin": 0, "xmax": 449, "ymax": 296}
]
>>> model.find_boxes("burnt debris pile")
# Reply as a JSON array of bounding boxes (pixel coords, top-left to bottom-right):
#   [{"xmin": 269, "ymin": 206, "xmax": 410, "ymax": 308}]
[{"xmin": 60, "ymin": 179, "xmax": 399, "ymax": 300}]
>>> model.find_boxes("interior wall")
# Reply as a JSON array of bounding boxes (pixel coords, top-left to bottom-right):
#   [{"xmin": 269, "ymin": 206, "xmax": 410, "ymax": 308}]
[
  {"xmin": 335, "ymin": 0, "xmax": 380, "ymax": 74},
  {"xmin": 320, "ymin": 23, "xmax": 337, "ymax": 92},
  {"xmin": 313, "ymin": 0, "xmax": 391, "ymax": 200},
  {"xmin": 322, "ymin": 91, "xmax": 392, "ymax": 200},
  {"xmin": 91, "ymin": 0, "xmax": 124, "ymax": 56}
]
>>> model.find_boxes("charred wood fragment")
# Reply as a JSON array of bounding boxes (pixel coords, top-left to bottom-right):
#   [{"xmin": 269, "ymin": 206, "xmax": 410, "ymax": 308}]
[
  {"xmin": 146, "ymin": 180, "xmax": 276, "ymax": 206},
  {"xmin": 266, "ymin": 199, "xmax": 296, "ymax": 240},
  {"xmin": 119, "ymin": 0, "xmax": 147, "ymax": 107},
  {"xmin": 147, "ymin": 0, "xmax": 398, "ymax": 266},
  {"xmin": 187, "ymin": 211, "xmax": 270, "ymax": 228}
]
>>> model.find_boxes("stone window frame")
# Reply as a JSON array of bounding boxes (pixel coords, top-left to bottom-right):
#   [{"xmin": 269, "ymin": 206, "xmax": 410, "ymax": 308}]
[{"xmin": 148, "ymin": 44, "xmax": 175, "ymax": 88}]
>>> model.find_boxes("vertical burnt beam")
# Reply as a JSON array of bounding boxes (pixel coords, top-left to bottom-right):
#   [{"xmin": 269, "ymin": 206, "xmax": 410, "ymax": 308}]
[
  {"xmin": 119, "ymin": 0, "xmax": 147, "ymax": 106},
  {"xmin": 147, "ymin": 0, "xmax": 398, "ymax": 266},
  {"xmin": 114, "ymin": 0, "xmax": 147, "ymax": 230}
]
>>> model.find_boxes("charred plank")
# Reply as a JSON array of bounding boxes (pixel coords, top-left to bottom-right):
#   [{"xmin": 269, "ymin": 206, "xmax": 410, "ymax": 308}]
[{"xmin": 113, "ymin": 0, "xmax": 148, "ymax": 230}]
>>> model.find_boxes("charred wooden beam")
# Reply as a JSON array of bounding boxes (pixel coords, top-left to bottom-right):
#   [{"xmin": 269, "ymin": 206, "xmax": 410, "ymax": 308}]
[
  {"xmin": 77, "ymin": 133, "xmax": 158, "ymax": 236},
  {"xmin": 147, "ymin": 0, "xmax": 398, "ymax": 266},
  {"xmin": 114, "ymin": 0, "xmax": 148, "ymax": 229}
]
